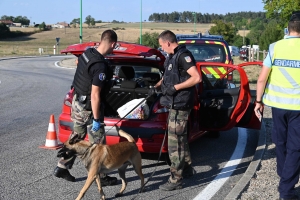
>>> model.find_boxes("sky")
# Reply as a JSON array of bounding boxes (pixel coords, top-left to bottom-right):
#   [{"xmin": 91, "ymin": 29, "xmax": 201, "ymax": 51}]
[{"xmin": 0, "ymin": 0, "xmax": 265, "ymax": 25}]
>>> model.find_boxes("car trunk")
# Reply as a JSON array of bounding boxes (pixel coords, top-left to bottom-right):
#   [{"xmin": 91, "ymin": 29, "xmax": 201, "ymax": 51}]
[{"xmin": 103, "ymin": 65, "xmax": 162, "ymax": 120}]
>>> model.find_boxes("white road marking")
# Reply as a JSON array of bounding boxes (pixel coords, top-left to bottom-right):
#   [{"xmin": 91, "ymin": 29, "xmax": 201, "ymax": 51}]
[
  {"xmin": 194, "ymin": 128, "xmax": 247, "ymax": 200},
  {"xmin": 54, "ymin": 61, "xmax": 75, "ymax": 69}
]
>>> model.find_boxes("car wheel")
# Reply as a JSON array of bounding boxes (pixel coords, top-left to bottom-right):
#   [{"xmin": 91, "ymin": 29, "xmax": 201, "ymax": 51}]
[{"xmin": 205, "ymin": 131, "xmax": 220, "ymax": 138}]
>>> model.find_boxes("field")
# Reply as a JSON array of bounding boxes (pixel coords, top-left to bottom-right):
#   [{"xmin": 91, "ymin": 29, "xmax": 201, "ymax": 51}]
[
  {"xmin": 0, "ymin": 23, "xmax": 212, "ymax": 57},
  {"xmin": 0, "ymin": 22, "xmax": 246, "ymax": 57}
]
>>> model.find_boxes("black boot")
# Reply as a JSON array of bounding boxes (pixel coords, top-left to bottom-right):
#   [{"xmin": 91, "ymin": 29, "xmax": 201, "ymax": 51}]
[
  {"xmin": 159, "ymin": 180, "xmax": 183, "ymax": 191},
  {"xmin": 53, "ymin": 166, "xmax": 75, "ymax": 182}
]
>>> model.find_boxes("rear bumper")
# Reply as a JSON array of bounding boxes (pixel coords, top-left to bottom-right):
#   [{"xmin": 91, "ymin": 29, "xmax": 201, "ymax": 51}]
[{"xmin": 58, "ymin": 114, "xmax": 168, "ymax": 153}]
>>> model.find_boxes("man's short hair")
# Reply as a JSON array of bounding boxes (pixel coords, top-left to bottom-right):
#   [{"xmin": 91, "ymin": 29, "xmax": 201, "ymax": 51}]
[
  {"xmin": 101, "ymin": 29, "xmax": 118, "ymax": 43},
  {"xmin": 158, "ymin": 30, "xmax": 177, "ymax": 43},
  {"xmin": 288, "ymin": 11, "xmax": 300, "ymax": 33}
]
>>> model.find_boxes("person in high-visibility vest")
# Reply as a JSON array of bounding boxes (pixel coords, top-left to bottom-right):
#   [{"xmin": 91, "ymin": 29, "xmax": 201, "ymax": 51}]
[{"xmin": 255, "ymin": 11, "xmax": 300, "ymax": 200}]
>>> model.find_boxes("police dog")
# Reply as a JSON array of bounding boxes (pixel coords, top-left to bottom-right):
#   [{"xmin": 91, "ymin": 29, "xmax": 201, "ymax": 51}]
[{"xmin": 58, "ymin": 129, "xmax": 144, "ymax": 200}]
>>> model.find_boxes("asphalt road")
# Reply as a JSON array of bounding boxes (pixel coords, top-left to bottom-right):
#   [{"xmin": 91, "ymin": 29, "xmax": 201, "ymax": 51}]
[{"xmin": 0, "ymin": 56, "xmax": 259, "ymax": 200}]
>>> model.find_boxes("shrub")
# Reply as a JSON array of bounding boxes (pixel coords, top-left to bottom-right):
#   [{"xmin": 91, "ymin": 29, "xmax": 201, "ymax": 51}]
[
  {"xmin": 0, "ymin": 23, "xmax": 10, "ymax": 39},
  {"xmin": 136, "ymin": 32, "xmax": 160, "ymax": 49}
]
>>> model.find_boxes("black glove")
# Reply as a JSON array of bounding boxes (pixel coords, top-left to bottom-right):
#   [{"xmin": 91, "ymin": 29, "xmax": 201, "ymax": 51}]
[
  {"xmin": 165, "ymin": 85, "xmax": 177, "ymax": 96},
  {"xmin": 57, "ymin": 147, "xmax": 76, "ymax": 159},
  {"xmin": 148, "ymin": 87, "xmax": 157, "ymax": 96}
]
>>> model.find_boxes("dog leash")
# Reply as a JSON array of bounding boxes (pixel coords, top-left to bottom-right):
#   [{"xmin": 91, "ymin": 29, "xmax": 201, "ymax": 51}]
[{"xmin": 130, "ymin": 115, "xmax": 169, "ymax": 200}]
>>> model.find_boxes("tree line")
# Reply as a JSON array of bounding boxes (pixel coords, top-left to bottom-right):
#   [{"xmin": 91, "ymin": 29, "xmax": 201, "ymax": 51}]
[
  {"xmin": 1, "ymin": 15, "xmax": 30, "ymax": 25},
  {"xmin": 148, "ymin": 11, "xmax": 267, "ymax": 30}
]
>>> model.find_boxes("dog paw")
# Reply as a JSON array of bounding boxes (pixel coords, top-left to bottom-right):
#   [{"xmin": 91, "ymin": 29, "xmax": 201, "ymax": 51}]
[{"xmin": 115, "ymin": 193, "xmax": 123, "ymax": 197}]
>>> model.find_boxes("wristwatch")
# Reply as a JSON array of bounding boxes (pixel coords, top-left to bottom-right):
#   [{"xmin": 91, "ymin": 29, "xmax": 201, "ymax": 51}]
[
  {"xmin": 255, "ymin": 100, "xmax": 263, "ymax": 104},
  {"xmin": 94, "ymin": 118, "xmax": 100, "ymax": 122}
]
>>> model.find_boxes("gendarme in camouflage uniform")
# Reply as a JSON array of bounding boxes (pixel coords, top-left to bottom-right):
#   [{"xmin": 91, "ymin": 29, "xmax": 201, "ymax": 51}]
[
  {"xmin": 57, "ymin": 92, "xmax": 106, "ymax": 170},
  {"xmin": 54, "ymin": 30, "xmax": 118, "ymax": 185},
  {"xmin": 157, "ymin": 30, "xmax": 201, "ymax": 191}
]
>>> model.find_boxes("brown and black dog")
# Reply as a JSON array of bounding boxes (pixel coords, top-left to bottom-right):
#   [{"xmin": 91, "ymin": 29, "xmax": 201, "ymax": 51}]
[{"xmin": 58, "ymin": 129, "xmax": 144, "ymax": 200}]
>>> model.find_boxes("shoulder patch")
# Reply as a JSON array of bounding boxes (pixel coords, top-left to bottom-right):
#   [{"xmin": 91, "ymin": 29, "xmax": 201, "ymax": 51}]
[
  {"xmin": 99, "ymin": 73, "xmax": 106, "ymax": 81},
  {"xmin": 184, "ymin": 56, "xmax": 192, "ymax": 63}
]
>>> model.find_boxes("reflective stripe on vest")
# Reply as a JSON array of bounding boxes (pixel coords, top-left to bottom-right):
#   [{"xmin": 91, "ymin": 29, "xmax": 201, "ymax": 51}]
[{"xmin": 263, "ymin": 38, "xmax": 300, "ymax": 110}]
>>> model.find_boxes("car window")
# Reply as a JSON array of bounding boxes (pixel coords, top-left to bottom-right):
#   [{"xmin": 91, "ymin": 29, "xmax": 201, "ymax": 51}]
[
  {"xmin": 132, "ymin": 66, "xmax": 161, "ymax": 79},
  {"xmin": 201, "ymin": 65, "xmax": 241, "ymax": 90},
  {"xmin": 185, "ymin": 44, "xmax": 226, "ymax": 63},
  {"xmin": 111, "ymin": 65, "xmax": 161, "ymax": 79}
]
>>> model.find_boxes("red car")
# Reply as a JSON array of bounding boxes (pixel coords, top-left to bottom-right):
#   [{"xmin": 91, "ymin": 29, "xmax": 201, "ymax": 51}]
[{"xmin": 58, "ymin": 41, "xmax": 262, "ymax": 155}]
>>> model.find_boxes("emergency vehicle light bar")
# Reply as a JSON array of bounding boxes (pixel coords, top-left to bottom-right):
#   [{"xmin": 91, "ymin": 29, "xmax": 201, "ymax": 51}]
[{"xmin": 176, "ymin": 33, "xmax": 224, "ymax": 41}]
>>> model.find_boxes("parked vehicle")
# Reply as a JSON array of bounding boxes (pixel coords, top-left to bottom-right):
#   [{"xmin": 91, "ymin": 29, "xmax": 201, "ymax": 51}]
[
  {"xmin": 175, "ymin": 33, "xmax": 234, "ymax": 83},
  {"xmin": 240, "ymin": 48, "xmax": 249, "ymax": 61},
  {"xmin": 229, "ymin": 46, "xmax": 240, "ymax": 57},
  {"xmin": 58, "ymin": 41, "xmax": 262, "ymax": 156}
]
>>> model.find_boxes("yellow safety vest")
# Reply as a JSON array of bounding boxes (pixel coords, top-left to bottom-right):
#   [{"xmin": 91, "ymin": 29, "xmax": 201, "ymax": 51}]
[{"xmin": 263, "ymin": 38, "xmax": 300, "ymax": 110}]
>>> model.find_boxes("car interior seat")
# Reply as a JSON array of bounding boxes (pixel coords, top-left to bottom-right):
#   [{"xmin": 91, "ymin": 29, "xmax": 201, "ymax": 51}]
[
  {"xmin": 118, "ymin": 66, "xmax": 137, "ymax": 89},
  {"xmin": 142, "ymin": 72, "xmax": 160, "ymax": 87}
]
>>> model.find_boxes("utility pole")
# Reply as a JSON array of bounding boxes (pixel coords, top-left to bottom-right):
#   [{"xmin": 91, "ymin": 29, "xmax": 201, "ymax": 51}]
[
  {"xmin": 193, "ymin": 12, "xmax": 196, "ymax": 33},
  {"xmin": 140, "ymin": 0, "xmax": 142, "ymax": 44},
  {"xmin": 242, "ymin": 26, "xmax": 245, "ymax": 45},
  {"xmin": 80, "ymin": 0, "xmax": 83, "ymax": 43}
]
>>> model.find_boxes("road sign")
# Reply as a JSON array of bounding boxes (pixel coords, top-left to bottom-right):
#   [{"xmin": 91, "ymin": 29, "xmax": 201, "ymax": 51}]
[{"xmin": 56, "ymin": 37, "xmax": 60, "ymax": 43}]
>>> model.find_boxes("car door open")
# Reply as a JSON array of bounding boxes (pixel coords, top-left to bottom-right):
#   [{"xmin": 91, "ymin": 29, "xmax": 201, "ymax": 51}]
[{"xmin": 197, "ymin": 62, "xmax": 255, "ymax": 131}]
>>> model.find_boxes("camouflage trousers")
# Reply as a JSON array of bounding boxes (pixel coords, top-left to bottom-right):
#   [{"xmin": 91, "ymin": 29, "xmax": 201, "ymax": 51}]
[
  {"xmin": 57, "ymin": 94, "xmax": 105, "ymax": 169},
  {"xmin": 168, "ymin": 108, "xmax": 192, "ymax": 183}
]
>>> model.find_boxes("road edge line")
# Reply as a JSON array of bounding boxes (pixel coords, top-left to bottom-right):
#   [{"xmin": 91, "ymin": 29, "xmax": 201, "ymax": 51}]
[{"xmin": 224, "ymin": 120, "xmax": 267, "ymax": 200}]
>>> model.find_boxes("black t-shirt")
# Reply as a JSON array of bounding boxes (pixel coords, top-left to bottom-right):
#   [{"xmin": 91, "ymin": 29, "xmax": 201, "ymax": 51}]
[
  {"xmin": 88, "ymin": 62, "xmax": 107, "ymax": 88},
  {"xmin": 178, "ymin": 52, "xmax": 196, "ymax": 71}
]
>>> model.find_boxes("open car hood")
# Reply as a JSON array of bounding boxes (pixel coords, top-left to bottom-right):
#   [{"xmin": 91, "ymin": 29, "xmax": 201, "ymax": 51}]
[{"xmin": 60, "ymin": 41, "xmax": 166, "ymax": 69}]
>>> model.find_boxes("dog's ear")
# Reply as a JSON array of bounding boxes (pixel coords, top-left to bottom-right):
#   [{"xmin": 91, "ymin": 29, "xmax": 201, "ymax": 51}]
[{"xmin": 69, "ymin": 133, "xmax": 81, "ymax": 145}]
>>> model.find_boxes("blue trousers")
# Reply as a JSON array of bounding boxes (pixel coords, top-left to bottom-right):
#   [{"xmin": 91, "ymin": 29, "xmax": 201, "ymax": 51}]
[{"xmin": 271, "ymin": 107, "xmax": 300, "ymax": 198}]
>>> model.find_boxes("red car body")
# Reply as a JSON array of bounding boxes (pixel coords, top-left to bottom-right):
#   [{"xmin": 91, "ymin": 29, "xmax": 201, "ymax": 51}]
[{"xmin": 58, "ymin": 41, "xmax": 262, "ymax": 154}]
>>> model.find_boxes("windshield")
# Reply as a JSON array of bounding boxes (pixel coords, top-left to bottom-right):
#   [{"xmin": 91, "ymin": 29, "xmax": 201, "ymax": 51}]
[{"xmin": 185, "ymin": 44, "xmax": 226, "ymax": 63}]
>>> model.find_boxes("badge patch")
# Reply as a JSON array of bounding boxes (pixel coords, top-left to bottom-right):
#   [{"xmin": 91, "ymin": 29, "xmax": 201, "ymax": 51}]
[
  {"xmin": 184, "ymin": 56, "xmax": 192, "ymax": 63},
  {"xmin": 99, "ymin": 73, "xmax": 106, "ymax": 81},
  {"xmin": 168, "ymin": 64, "xmax": 173, "ymax": 70}
]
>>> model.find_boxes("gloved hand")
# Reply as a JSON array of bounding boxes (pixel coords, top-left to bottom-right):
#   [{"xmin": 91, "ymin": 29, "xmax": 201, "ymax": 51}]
[
  {"xmin": 92, "ymin": 120, "xmax": 101, "ymax": 132},
  {"xmin": 148, "ymin": 87, "xmax": 158, "ymax": 96},
  {"xmin": 57, "ymin": 147, "xmax": 75, "ymax": 159},
  {"xmin": 165, "ymin": 85, "xmax": 177, "ymax": 96}
]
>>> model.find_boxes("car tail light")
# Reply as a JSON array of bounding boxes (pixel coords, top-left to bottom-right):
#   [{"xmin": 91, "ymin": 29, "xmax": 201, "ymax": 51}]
[
  {"xmin": 152, "ymin": 101, "xmax": 169, "ymax": 114},
  {"xmin": 64, "ymin": 90, "xmax": 74, "ymax": 107}
]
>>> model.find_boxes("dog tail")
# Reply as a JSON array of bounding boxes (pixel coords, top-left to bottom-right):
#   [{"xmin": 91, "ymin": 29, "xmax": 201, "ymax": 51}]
[{"xmin": 118, "ymin": 129, "xmax": 135, "ymax": 143}]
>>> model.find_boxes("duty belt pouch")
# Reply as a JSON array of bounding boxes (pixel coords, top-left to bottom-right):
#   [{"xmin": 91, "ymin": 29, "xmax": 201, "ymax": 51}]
[{"xmin": 78, "ymin": 95, "xmax": 92, "ymax": 111}]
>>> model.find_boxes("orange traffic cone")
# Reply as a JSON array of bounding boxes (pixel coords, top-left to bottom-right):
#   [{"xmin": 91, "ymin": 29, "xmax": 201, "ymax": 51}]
[{"xmin": 39, "ymin": 114, "xmax": 63, "ymax": 150}]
